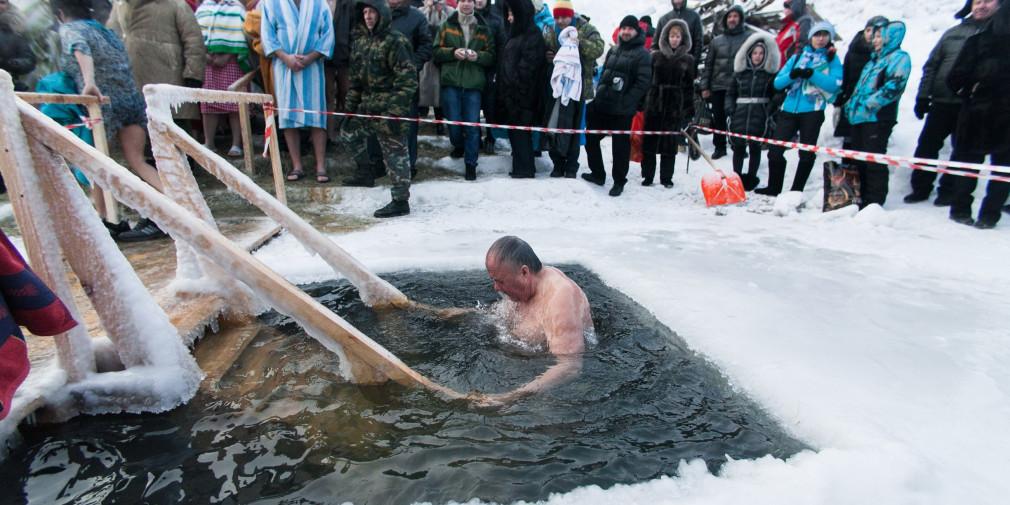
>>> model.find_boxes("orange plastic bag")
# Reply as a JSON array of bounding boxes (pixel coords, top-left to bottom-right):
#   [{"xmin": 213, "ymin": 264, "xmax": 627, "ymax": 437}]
[{"xmin": 630, "ymin": 112, "xmax": 645, "ymax": 164}]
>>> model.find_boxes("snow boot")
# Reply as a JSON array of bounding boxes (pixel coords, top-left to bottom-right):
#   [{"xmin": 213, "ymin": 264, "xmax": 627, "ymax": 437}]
[
  {"xmin": 465, "ymin": 164, "xmax": 477, "ymax": 181},
  {"xmin": 581, "ymin": 173, "xmax": 605, "ymax": 186},
  {"xmin": 711, "ymin": 147, "xmax": 727, "ymax": 160},
  {"xmin": 609, "ymin": 183, "xmax": 625, "ymax": 197},
  {"xmin": 117, "ymin": 218, "xmax": 166, "ymax": 243},
  {"xmin": 903, "ymin": 191, "xmax": 930, "ymax": 204},
  {"xmin": 374, "ymin": 200, "xmax": 410, "ymax": 218},
  {"xmin": 933, "ymin": 194, "xmax": 954, "ymax": 207}
]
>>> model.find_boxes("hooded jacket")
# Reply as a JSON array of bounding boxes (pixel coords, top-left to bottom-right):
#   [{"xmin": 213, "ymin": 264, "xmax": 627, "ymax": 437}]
[
  {"xmin": 496, "ymin": 0, "xmax": 546, "ymax": 126},
  {"xmin": 726, "ymin": 31, "xmax": 779, "ymax": 137},
  {"xmin": 544, "ymin": 14, "xmax": 605, "ymax": 101},
  {"xmin": 701, "ymin": 5, "xmax": 755, "ymax": 92},
  {"xmin": 433, "ymin": 11, "xmax": 496, "ymax": 91},
  {"xmin": 917, "ymin": 15, "xmax": 986, "ymax": 106},
  {"xmin": 776, "ymin": 0, "xmax": 812, "ymax": 64},
  {"xmin": 652, "ymin": 0, "xmax": 703, "ymax": 62},
  {"xmin": 837, "ymin": 28, "xmax": 873, "ymax": 106},
  {"xmin": 643, "ymin": 19, "xmax": 695, "ymax": 155},
  {"xmin": 845, "ymin": 21, "xmax": 911, "ymax": 125},
  {"xmin": 346, "ymin": 0, "xmax": 419, "ymax": 120},
  {"xmin": 390, "ymin": 1, "xmax": 433, "ymax": 70},
  {"xmin": 774, "ymin": 22, "xmax": 842, "ymax": 114},
  {"xmin": 593, "ymin": 26, "xmax": 652, "ymax": 116},
  {"xmin": 947, "ymin": 4, "xmax": 1010, "ymax": 155}
]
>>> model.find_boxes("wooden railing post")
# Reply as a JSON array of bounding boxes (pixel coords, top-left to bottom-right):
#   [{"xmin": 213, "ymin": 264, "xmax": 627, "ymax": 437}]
[{"xmin": 0, "ymin": 71, "xmax": 95, "ymax": 381}]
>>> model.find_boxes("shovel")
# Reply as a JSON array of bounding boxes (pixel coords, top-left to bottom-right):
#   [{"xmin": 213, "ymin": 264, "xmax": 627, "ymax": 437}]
[{"xmin": 682, "ymin": 130, "xmax": 747, "ymax": 207}]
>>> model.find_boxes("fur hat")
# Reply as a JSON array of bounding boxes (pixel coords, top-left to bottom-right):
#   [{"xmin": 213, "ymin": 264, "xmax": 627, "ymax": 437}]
[
  {"xmin": 619, "ymin": 15, "xmax": 641, "ymax": 33},
  {"xmin": 552, "ymin": 0, "xmax": 574, "ymax": 18}
]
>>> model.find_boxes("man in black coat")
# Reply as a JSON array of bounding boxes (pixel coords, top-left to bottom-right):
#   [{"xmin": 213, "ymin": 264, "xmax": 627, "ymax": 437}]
[
  {"xmin": 497, "ymin": 0, "xmax": 546, "ymax": 178},
  {"xmin": 582, "ymin": 15, "xmax": 651, "ymax": 197},
  {"xmin": 905, "ymin": 0, "xmax": 995, "ymax": 205},
  {"xmin": 477, "ymin": 0, "xmax": 506, "ymax": 154},
  {"xmin": 833, "ymin": 15, "xmax": 887, "ymax": 147},
  {"xmin": 946, "ymin": 0, "xmax": 1010, "ymax": 229},
  {"xmin": 652, "ymin": 0, "xmax": 703, "ymax": 64},
  {"xmin": 700, "ymin": 5, "xmax": 754, "ymax": 159},
  {"xmin": 362, "ymin": 0, "xmax": 433, "ymax": 178}
]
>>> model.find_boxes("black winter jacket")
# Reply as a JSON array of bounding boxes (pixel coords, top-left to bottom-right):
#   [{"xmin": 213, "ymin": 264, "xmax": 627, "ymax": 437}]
[
  {"xmin": 726, "ymin": 33, "xmax": 779, "ymax": 138},
  {"xmin": 333, "ymin": 0, "xmax": 356, "ymax": 69},
  {"xmin": 701, "ymin": 5, "xmax": 755, "ymax": 92},
  {"xmin": 390, "ymin": 4, "xmax": 433, "ymax": 70},
  {"xmin": 593, "ymin": 30, "xmax": 652, "ymax": 117},
  {"xmin": 496, "ymin": 0, "xmax": 546, "ymax": 126},
  {"xmin": 643, "ymin": 19, "xmax": 694, "ymax": 155},
  {"xmin": 652, "ymin": 2, "xmax": 703, "ymax": 63},
  {"xmin": 948, "ymin": 7, "xmax": 1010, "ymax": 156},
  {"xmin": 917, "ymin": 18, "xmax": 985, "ymax": 105},
  {"xmin": 837, "ymin": 30, "xmax": 872, "ymax": 106}
]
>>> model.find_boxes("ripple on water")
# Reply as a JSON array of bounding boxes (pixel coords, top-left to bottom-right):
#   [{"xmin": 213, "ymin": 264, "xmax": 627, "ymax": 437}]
[{"xmin": 0, "ymin": 267, "xmax": 807, "ymax": 505}]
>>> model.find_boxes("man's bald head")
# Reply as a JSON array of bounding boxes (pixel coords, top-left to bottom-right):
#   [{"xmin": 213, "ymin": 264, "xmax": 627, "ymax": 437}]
[{"xmin": 486, "ymin": 236, "xmax": 543, "ymax": 273}]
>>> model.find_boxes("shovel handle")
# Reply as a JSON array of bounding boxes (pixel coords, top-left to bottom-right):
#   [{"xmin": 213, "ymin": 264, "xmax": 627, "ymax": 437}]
[{"xmin": 681, "ymin": 129, "xmax": 728, "ymax": 178}]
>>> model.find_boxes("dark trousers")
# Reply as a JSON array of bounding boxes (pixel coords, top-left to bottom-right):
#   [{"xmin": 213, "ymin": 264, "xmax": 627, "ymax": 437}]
[
  {"xmin": 548, "ymin": 100, "xmax": 584, "ymax": 176},
  {"xmin": 509, "ymin": 130, "xmax": 535, "ymax": 177},
  {"xmin": 910, "ymin": 102, "xmax": 959, "ymax": 198},
  {"xmin": 850, "ymin": 121, "xmax": 896, "ymax": 207},
  {"xmin": 368, "ymin": 101, "xmax": 419, "ymax": 175},
  {"xmin": 949, "ymin": 149, "xmax": 1010, "ymax": 225},
  {"xmin": 732, "ymin": 139, "xmax": 762, "ymax": 177},
  {"xmin": 585, "ymin": 108, "xmax": 634, "ymax": 186},
  {"xmin": 708, "ymin": 90, "xmax": 728, "ymax": 151},
  {"xmin": 642, "ymin": 154, "xmax": 676, "ymax": 184},
  {"xmin": 767, "ymin": 110, "xmax": 825, "ymax": 193}
]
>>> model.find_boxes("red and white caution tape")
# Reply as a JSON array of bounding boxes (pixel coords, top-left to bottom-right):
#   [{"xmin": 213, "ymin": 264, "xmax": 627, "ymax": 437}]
[
  {"xmin": 262, "ymin": 104, "xmax": 684, "ymax": 137},
  {"xmin": 262, "ymin": 106, "xmax": 275, "ymax": 157},
  {"xmin": 693, "ymin": 125, "xmax": 1010, "ymax": 183}
]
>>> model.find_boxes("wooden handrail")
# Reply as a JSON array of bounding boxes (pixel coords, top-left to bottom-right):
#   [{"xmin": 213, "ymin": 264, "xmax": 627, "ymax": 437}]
[
  {"xmin": 16, "ymin": 92, "xmax": 111, "ymax": 106},
  {"xmin": 227, "ymin": 70, "xmax": 258, "ymax": 92}
]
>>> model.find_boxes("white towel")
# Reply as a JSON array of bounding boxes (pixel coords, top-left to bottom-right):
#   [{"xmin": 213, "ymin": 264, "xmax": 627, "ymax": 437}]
[{"xmin": 550, "ymin": 26, "xmax": 583, "ymax": 106}]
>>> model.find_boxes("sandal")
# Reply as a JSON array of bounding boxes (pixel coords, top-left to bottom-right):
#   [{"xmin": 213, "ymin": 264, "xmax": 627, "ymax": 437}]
[
  {"xmin": 316, "ymin": 172, "xmax": 331, "ymax": 184},
  {"xmin": 286, "ymin": 170, "xmax": 305, "ymax": 181}
]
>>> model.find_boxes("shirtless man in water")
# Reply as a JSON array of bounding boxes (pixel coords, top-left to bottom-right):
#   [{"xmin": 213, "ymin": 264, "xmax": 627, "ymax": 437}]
[{"xmin": 478, "ymin": 236, "xmax": 594, "ymax": 405}]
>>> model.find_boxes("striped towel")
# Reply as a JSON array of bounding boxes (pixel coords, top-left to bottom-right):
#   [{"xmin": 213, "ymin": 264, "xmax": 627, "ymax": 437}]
[{"xmin": 196, "ymin": 0, "xmax": 249, "ymax": 55}]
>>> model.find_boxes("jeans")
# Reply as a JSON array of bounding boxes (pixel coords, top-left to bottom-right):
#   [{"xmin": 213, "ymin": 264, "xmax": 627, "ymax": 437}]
[
  {"xmin": 441, "ymin": 86, "xmax": 482, "ymax": 166},
  {"xmin": 585, "ymin": 108, "xmax": 634, "ymax": 186},
  {"xmin": 910, "ymin": 102, "xmax": 959, "ymax": 198},
  {"xmin": 767, "ymin": 110, "xmax": 825, "ymax": 192},
  {"xmin": 949, "ymin": 149, "xmax": 1010, "ymax": 225},
  {"xmin": 850, "ymin": 121, "xmax": 896, "ymax": 208}
]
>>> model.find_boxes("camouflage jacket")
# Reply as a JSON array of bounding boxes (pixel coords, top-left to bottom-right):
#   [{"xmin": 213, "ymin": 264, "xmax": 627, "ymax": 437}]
[
  {"xmin": 346, "ymin": 0, "xmax": 418, "ymax": 118},
  {"xmin": 544, "ymin": 15, "xmax": 605, "ymax": 101}
]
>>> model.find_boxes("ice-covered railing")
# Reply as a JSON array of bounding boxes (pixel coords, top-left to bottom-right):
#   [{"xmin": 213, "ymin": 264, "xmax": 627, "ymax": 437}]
[
  {"xmin": 15, "ymin": 92, "xmax": 119, "ymax": 224},
  {"xmin": 0, "ymin": 72, "xmax": 461, "ymax": 435}
]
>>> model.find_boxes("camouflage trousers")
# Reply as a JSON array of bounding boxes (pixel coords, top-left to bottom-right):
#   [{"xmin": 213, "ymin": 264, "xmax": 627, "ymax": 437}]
[{"xmin": 339, "ymin": 117, "xmax": 411, "ymax": 202}]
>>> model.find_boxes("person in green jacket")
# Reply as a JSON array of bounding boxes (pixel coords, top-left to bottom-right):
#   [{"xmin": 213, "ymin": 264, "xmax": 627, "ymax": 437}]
[{"xmin": 433, "ymin": 0, "xmax": 495, "ymax": 180}]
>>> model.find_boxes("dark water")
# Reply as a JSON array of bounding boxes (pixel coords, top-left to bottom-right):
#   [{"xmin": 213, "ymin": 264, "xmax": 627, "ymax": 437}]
[{"xmin": 0, "ymin": 267, "xmax": 806, "ymax": 504}]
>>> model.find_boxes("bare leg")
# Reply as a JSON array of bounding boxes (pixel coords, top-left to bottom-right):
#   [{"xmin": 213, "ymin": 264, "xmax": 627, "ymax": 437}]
[
  {"xmin": 228, "ymin": 112, "xmax": 241, "ymax": 149},
  {"xmin": 118, "ymin": 124, "xmax": 163, "ymax": 192},
  {"xmin": 311, "ymin": 127, "xmax": 327, "ymax": 175},
  {"xmin": 284, "ymin": 128, "xmax": 303, "ymax": 175},
  {"xmin": 203, "ymin": 113, "xmax": 219, "ymax": 148}
]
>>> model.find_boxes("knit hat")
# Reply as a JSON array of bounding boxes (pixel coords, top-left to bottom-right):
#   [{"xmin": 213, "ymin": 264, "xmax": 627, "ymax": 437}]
[
  {"xmin": 810, "ymin": 20, "xmax": 836, "ymax": 39},
  {"xmin": 865, "ymin": 15, "xmax": 889, "ymax": 28},
  {"xmin": 619, "ymin": 15, "xmax": 641, "ymax": 33},
  {"xmin": 553, "ymin": 0, "xmax": 574, "ymax": 19}
]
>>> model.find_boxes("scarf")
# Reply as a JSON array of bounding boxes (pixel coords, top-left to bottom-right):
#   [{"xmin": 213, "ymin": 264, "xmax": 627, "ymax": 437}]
[{"xmin": 458, "ymin": 11, "xmax": 477, "ymax": 45}]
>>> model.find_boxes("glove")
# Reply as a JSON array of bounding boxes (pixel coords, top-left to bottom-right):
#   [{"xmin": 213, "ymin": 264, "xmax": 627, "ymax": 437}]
[
  {"xmin": 798, "ymin": 68, "xmax": 814, "ymax": 79},
  {"xmin": 914, "ymin": 98, "xmax": 930, "ymax": 120},
  {"xmin": 789, "ymin": 67, "xmax": 803, "ymax": 80}
]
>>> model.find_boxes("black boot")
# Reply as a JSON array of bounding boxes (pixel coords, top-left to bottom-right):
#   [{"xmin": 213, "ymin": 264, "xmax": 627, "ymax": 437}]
[
  {"xmin": 609, "ymin": 183, "xmax": 625, "ymax": 196},
  {"xmin": 103, "ymin": 219, "xmax": 130, "ymax": 237},
  {"xmin": 712, "ymin": 147, "xmax": 727, "ymax": 160},
  {"xmin": 754, "ymin": 186, "xmax": 780, "ymax": 196},
  {"xmin": 903, "ymin": 191, "xmax": 930, "ymax": 204},
  {"xmin": 374, "ymin": 200, "xmax": 410, "ymax": 218},
  {"xmin": 581, "ymin": 173, "xmax": 605, "ymax": 186},
  {"xmin": 483, "ymin": 136, "xmax": 496, "ymax": 155},
  {"xmin": 742, "ymin": 174, "xmax": 761, "ymax": 191},
  {"xmin": 117, "ymin": 218, "xmax": 166, "ymax": 243},
  {"xmin": 465, "ymin": 163, "xmax": 477, "ymax": 181},
  {"xmin": 549, "ymin": 167, "xmax": 564, "ymax": 178},
  {"xmin": 934, "ymin": 194, "xmax": 954, "ymax": 207}
]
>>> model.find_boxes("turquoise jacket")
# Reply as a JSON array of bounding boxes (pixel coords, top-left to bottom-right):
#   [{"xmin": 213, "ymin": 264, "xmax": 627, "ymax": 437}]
[
  {"xmin": 534, "ymin": 3, "xmax": 555, "ymax": 34},
  {"xmin": 845, "ymin": 21, "xmax": 911, "ymax": 125},
  {"xmin": 774, "ymin": 45, "xmax": 843, "ymax": 114}
]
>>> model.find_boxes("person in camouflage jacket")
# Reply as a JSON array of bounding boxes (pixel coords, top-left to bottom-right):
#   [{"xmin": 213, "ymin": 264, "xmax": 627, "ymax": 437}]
[
  {"xmin": 340, "ymin": 0, "xmax": 419, "ymax": 218},
  {"xmin": 542, "ymin": 4, "xmax": 604, "ymax": 177}
]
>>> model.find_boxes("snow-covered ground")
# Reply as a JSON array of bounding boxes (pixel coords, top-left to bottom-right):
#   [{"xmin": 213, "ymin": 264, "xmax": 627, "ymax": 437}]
[
  {"xmin": 261, "ymin": 1, "xmax": 1010, "ymax": 503},
  {"xmin": 7, "ymin": 0, "xmax": 1009, "ymax": 503}
]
